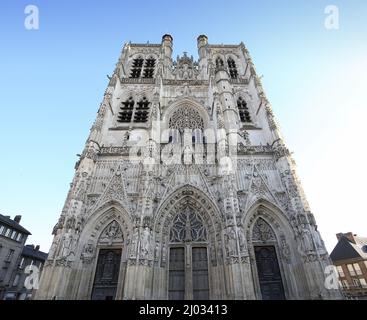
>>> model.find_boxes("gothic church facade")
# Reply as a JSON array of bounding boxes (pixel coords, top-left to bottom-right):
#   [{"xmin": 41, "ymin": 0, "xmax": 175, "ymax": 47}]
[{"xmin": 36, "ymin": 35, "xmax": 340, "ymax": 300}]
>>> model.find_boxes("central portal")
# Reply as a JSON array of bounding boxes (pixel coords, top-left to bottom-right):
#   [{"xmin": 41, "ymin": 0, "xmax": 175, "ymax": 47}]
[{"xmin": 168, "ymin": 209, "xmax": 209, "ymax": 300}]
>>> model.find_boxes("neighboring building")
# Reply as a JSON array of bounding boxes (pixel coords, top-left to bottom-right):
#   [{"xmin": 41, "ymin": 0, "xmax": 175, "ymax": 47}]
[
  {"xmin": 330, "ymin": 232, "xmax": 367, "ymax": 299},
  {"xmin": 36, "ymin": 35, "xmax": 341, "ymax": 300},
  {"xmin": 0, "ymin": 214, "xmax": 31, "ymax": 299},
  {"xmin": 5, "ymin": 244, "xmax": 48, "ymax": 300},
  {"xmin": 0, "ymin": 214, "xmax": 47, "ymax": 300}
]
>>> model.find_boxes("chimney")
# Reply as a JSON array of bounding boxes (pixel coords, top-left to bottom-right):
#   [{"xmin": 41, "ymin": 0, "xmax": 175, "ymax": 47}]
[
  {"xmin": 14, "ymin": 215, "xmax": 22, "ymax": 223},
  {"xmin": 35, "ymin": 245, "xmax": 40, "ymax": 251},
  {"xmin": 336, "ymin": 232, "xmax": 356, "ymax": 243}
]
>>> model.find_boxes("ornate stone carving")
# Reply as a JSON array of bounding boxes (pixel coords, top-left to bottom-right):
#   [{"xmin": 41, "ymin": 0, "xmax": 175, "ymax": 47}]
[
  {"xmin": 169, "ymin": 209, "xmax": 207, "ymax": 243},
  {"xmin": 98, "ymin": 220, "xmax": 124, "ymax": 245},
  {"xmin": 57, "ymin": 232, "xmax": 77, "ymax": 263},
  {"xmin": 172, "ymin": 52, "xmax": 199, "ymax": 80},
  {"xmin": 252, "ymin": 218, "xmax": 276, "ymax": 242},
  {"xmin": 224, "ymin": 226, "xmax": 238, "ymax": 257},
  {"xmin": 169, "ymin": 105, "xmax": 204, "ymax": 130},
  {"xmin": 280, "ymin": 236, "xmax": 291, "ymax": 263},
  {"xmin": 139, "ymin": 226, "xmax": 152, "ymax": 259},
  {"xmin": 80, "ymin": 241, "xmax": 96, "ymax": 264}
]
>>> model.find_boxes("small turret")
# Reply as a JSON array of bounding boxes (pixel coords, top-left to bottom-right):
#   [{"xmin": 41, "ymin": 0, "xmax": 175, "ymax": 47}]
[
  {"xmin": 162, "ymin": 34, "xmax": 173, "ymax": 62},
  {"xmin": 197, "ymin": 34, "xmax": 208, "ymax": 60}
]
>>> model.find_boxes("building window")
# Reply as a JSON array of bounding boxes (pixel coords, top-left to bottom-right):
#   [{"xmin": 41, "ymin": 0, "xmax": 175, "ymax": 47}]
[
  {"xmin": 134, "ymin": 97, "xmax": 150, "ymax": 123},
  {"xmin": 360, "ymin": 278, "xmax": 367, "ymax": 288},
  {"xmin": 347, "ymin": 264, "xmax": 356, "ymax": 276},
  {"xmin": 341, "ymin": 280, "xmax": 348, "ymax": 289},
  {"xmin": 6, "ymin": 249, "xmax": 15, "ymax": 262},
  {"xmin": 12, "ymin": 274, "xmax": 20, "ymax": 287},
  {"xmin": 18, "ymin": 257, "xmax": 25, "ymax": 269},
  {"xmin": 0, "ymin": 225, "xmax": 4, "ymax": 234},
  {"xmin": 143, "ymin": 58, "xmax": 156, "ymax": 78},
  {"xmin": 215, "ymin": 57, "xmax": 224, "ymax": 71},
  {"xmin": 352, "ymin": 278, "xmax": 361, "ymax": 288},
  {"xmin": 353, "ymin": 263, "xmax": 362, "ymax": 275},
  {"xmin": 11, "ymin": 230, "xmax": 17, "ymax": 240},
  {"xmin": 129, "ymin": 57, "xmax": 144, "ymax": 78},
  {"xmin": 237, "ymin": 97, "xmax": 251, "ymax": 122},
  {"xmin": 227, "ymin": 57, "xmax": 238, "ymax": 79},
  {"xmin": 16, "ymin": 233, "xmax": 22, "ymax": 242},
  {"xmin": 337, "ymin": 265, "xmax": 345, "ymax": 278},
  {"xmin": 117, "ymin": 97, "xmax": 134, "ymax": 123},
  {"xmin": 5, "ymin": 228, "xmax": 11, "ymax": 237}
]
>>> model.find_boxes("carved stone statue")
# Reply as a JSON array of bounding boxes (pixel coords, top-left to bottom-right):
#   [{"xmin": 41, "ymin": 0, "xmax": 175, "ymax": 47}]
[
  {"xmin": 237, "ymin": 227, "xmax": 247, "ymax": 254},
  {"xmin": 299, "ymin": 224, "xmax": 314, "ymax": 253},
  {"xmin": 225, "ymin": 227, "xmax": 237, "ymax": 256},
  {"xmin": 140, "ymin": 227, "xmax": 151, "ymax": 259}
]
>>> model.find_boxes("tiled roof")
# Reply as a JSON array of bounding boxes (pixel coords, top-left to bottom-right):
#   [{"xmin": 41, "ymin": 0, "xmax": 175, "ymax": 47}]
[
  {"xmin": 330, "ymin": 235, "xmax": 367, "ymax": 262},
  {"xmin": 22, "ymin": 245, "xmax": 48, "ymax": 261},
  {"xmin": 0, "ymin": 213, "xmax": 31, "ymax": 235}
]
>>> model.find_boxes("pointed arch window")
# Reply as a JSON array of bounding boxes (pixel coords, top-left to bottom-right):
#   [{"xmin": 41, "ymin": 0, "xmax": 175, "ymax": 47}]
[
  {"xmin": 237, "ymin": 97, "xmax": 251, "ymax": 122},
  {"xmin": 117, "ymin": 97, "xmax": 134, "ymax": 123},
  {"xmin": 143, "ymin": 58, "xmax": 156, "ymax": 78},
  {"xmin": 168, "ymin": 129, "xmax": 181, "ymax": 144},
  {"xmin": 215, "ymin": 57, "xmax": 224, "ymax": 71},
  {"xmin": 130, "ymin": 57, "xmax": 144, "ymax": 78},
  {"xmin": 227, "ymin": 57, "xmax": 238, "ymax": 79},
  {"xmin": 117, "ymin": 97, "xmax": 151, "ymax": 124},
  {"xmin": 134, "ymin": 97, "xmax": 150, "ymax": 123},
  {"xmin": 192, "ymin": 129, "xmax": 203, "ymax": 145}
]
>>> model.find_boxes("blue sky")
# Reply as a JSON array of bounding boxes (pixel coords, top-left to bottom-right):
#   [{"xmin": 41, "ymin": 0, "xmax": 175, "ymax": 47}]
[{"xmin": 0, "ymin": 0, "xmax": 366, "ymax": 253}]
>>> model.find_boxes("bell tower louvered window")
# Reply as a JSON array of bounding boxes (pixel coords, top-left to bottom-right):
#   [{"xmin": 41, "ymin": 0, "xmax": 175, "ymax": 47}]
[
  {"xmin": 134, "ymin": 97, "xmax": 150, "ymax": 123},
  {"xmin": 237, "ymin": 97, "xmax": 251, "ymax": 122},
  {"xmin": 143, "ymin": 58, "xmax": 156, "ymax": 78},
  {"xmin": 227, "ymin": 57, "xmax": 238, "ymax": 79},
  {"xmin": 130, "ymin": 58, "xmax": 144, "ymax": 78},
  {"xmin": 215, "ymin": 57, "xmax": 224, "ymax": 71},
  {"xmin": 117, "ymin": 97, "xmax": 134, "ymax": 123}
]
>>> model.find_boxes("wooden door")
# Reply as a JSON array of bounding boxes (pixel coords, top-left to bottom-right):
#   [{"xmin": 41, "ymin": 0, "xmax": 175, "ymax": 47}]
[
  {"xmin": 192, "ymin": 247, "xmax": 209, "ymax": 300},
  {"xmin": 168, "ymin": 247, "xmax": 185, "ymax": 300},
  {"xmin": 91, "ymin": 249, "xmax": 122, "ymax": 300},
  {"xmin": 254, "ymin": 246, "xmax": 285, "ymax": 300}
]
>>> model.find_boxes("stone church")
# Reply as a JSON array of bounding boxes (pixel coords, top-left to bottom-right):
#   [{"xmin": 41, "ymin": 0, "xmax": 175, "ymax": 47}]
[{"xmin": 36, "ymin": 35, "xmax": 341, "ymax": 300}]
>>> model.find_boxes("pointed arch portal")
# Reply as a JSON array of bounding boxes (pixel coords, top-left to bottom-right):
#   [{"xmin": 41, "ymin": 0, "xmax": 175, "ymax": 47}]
[
  {"xmin": 154, "ymin": 185, "xmax": 222, "ymax": 300},
  {"xmin": 91, "ymin": 220, "xmax": 124, "ymax": 300},
  {"xmin": 252, "ymin": 218, "xmax": 285, "ymax": 300}
]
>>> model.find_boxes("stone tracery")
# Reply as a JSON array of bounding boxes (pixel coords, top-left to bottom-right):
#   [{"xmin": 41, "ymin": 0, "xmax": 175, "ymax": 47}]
[{"xmin": 169, "ymin": 105, "xmax": 204, "ymax": 131}]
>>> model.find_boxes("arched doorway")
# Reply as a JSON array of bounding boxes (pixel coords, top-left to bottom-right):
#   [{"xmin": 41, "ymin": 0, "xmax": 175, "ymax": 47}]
[
  {"xmin": 91, "ymin": 220, "xmax": 124, "ymax": 300},
  {"xmin": 251, "ymin": 218, "xmax": 285, "ymax": 300},
  {"xmin": 168, "ymin": 208, "xmax": 209, "ymax": 300},
  {"xmin": 153, "ymin": 185, "xmax": 224, "ymax": 300}
]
